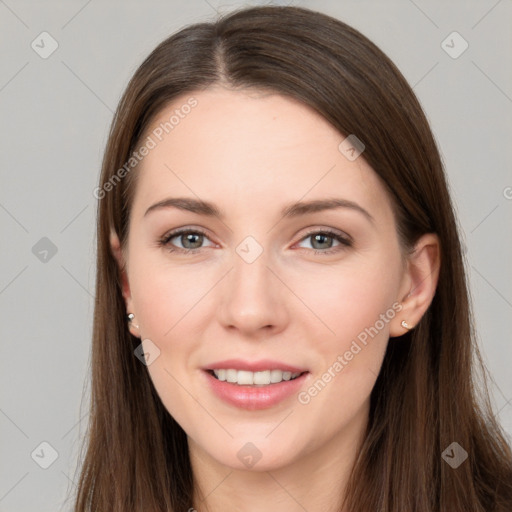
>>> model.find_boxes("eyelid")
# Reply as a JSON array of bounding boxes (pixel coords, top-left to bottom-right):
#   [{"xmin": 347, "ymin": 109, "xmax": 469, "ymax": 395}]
[
  {"xmin": 159, "ymin": 226, "xmax": 214, "ymax": 248},
  {"xmin": 292, "ymin": 227, "xmax": 353, "ymax": 255},
  {"xmin": 297, "ymin": 226, "xmax": 353, "ymax": 244}
]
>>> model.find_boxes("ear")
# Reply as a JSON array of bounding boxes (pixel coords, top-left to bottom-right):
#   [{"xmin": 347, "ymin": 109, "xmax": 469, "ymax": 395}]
[
  {"xmin": 110, "ymin": 230, "xmax": 140, "ymax": 338},
  {"xmin": 389, "ymin": 233, "xmax": 441, "ymax": 337}
]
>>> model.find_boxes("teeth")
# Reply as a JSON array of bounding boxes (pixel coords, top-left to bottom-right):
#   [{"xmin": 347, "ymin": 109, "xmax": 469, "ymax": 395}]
[{"xmin": 212, "ymin": 369, "xmax": 302, "ymax": 385}]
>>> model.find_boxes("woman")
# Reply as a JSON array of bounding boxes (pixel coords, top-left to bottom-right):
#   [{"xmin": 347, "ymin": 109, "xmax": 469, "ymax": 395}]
[{"xmin": 72, "ymin": 5, "xmax": 512, "ymax": 511}]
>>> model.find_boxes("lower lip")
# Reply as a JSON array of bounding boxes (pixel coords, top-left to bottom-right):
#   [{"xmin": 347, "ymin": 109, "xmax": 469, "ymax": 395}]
[{"xmin": 203, "ymin": 370, "xmax": 309, "ymax": 410}]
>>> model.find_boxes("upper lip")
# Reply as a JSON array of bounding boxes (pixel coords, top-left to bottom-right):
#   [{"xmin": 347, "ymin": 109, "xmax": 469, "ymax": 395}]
[{"xmin": 203, "ymin": 359, "xmax": 308, "ymax": 373}]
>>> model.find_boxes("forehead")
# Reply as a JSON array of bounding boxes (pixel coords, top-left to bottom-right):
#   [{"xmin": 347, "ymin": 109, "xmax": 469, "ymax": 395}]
[{"xmin": 131, "ymin": 87, "xmax": 392, "ymax": 223}]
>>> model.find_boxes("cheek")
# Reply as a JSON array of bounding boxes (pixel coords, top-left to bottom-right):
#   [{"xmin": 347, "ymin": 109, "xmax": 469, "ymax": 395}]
[
  {"xmin": 129, "ymin": 256, "xmax": 212, "ymax": 340},
  {"xmin": 128, "ymin": 261, "xmax": 208, "ymax": 427},
  {"xmin": 332, "ymin": 271, "xmax": 397, "ymax": 346},
  {"xmin": 293, "ymin": 251, "xmax": 402, "ymax": 411},
  {"xmin": 300, "ymin": 252, "xmax": 401, "ymax": 347}
]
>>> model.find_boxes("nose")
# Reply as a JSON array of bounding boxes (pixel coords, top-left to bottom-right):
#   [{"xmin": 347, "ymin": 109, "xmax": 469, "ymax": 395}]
[{"xmin": 217, "ymin": 246, "xmax": 289, "ymax": 337}]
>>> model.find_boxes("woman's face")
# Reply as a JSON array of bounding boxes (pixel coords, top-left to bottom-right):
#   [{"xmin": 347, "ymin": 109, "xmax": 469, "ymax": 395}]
[{"xmin": 116, "ymin": 87, "xmax": 411, "ymax": 471}]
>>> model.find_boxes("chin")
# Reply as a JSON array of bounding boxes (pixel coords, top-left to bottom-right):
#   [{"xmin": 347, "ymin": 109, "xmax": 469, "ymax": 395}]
[{"xmin": 198, "ymin": 435, "xmax": 302, "ymax": 472}]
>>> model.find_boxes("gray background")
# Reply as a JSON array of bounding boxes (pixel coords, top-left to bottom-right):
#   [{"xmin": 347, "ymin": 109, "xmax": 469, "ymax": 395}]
[{"xmin": 1, "ymin": 1, "xmax": 511, "ymax": 510}]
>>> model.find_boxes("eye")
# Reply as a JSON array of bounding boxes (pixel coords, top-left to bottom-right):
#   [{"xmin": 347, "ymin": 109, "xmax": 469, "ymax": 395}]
[
  {"xmin": 158, "ymin": 228, "xmax": 215, "ymax": 254},
  {"xmin": 158, "ymin": 227, "xmax": 353, "ymax": 256},
  {"xmin": 295, "ymin": 228, "xmax": 353, "ymax": 255}
]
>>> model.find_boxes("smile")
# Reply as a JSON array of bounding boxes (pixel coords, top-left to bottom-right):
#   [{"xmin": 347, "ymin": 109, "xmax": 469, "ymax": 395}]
[{"xmin": 203, "ymin": 369, "xmax": 310, "ymax": 410}]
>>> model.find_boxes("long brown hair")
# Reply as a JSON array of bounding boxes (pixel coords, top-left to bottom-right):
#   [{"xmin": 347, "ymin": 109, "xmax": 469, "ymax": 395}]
[{"xmin": 70, "ymin": 6, "xmax": 512, "ymax": 511}]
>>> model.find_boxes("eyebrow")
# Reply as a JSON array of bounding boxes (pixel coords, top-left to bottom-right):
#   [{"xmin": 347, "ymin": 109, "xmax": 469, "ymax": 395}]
[{"xmin": 144, "ymin": 196, "xmax": 375, "ymax": 224}]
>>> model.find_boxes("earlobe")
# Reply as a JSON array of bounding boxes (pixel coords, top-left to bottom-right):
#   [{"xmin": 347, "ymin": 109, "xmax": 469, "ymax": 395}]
[
  {"xmin": 127, "ymin": 312, "xmax": 141, "ymax": 338},
  {"xmin": 390, "ymin": 233, "xmax": 441, "ymax": 337}
]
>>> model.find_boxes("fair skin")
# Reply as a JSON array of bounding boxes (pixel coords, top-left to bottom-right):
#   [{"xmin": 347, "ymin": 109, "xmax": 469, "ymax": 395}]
[{"xmin": 111, "ymin": 87, "xmax": 440, "ymax": 512}]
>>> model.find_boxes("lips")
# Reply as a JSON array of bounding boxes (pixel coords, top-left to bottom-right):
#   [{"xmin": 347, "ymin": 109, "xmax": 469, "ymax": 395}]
[
  {"xmin": 203, "ymin": 369, "xmax": 309, "ymax": 410},
  {"xmin": 202, "ymin": 358, "xmax": 308, "ymax": 373},
  {"xmin": 201, "ymin": 358, "xmax": 310, "ymax": 410}
]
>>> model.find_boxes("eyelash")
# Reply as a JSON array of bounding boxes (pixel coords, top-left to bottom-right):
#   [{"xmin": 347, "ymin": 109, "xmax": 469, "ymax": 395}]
[{"xmin": 157, "ymin": 227, "xmax": 353, "ymax": 256}]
